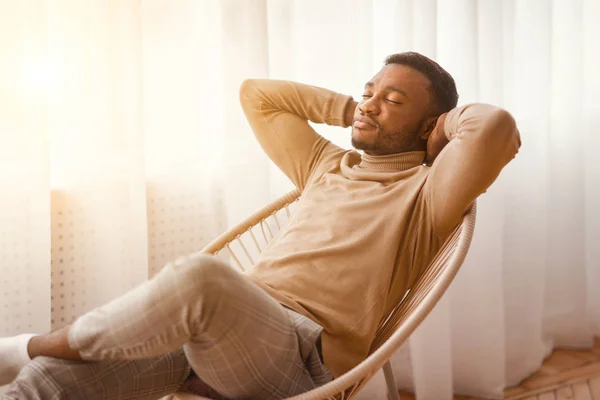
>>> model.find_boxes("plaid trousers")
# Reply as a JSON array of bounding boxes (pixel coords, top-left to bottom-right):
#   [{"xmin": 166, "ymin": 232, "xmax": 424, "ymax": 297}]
[{"xmin": 3, "ymin": 254, "xmax": 332, "ymax": 400}]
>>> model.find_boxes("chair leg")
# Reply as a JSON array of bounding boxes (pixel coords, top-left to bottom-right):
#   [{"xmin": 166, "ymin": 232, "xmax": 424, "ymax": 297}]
[{"xmin": 383, "ymin": 361, "xmax": 400, "ymax": 400}]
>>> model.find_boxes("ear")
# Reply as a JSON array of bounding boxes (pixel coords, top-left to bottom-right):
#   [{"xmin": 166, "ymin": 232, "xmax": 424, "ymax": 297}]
[{"xmin": 418, "ymin": 116, "xmax": 439, "ymax": 140}]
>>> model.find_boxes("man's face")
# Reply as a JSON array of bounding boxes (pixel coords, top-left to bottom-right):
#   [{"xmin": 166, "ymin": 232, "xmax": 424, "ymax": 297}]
[{"xmin": 351, "ymin": 64, "xmax": 435, "ymax": 155}]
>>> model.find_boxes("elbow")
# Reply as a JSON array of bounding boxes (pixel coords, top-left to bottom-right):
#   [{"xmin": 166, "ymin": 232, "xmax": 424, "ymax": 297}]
[
  {"xmin": 484, "ymin": 107, "xmax": 521, "ymax": 157},
  {"xmin": 239, "ymin": 79, "xmax": 259, "ymax": 104},
  {"xmin": 239, "ymin": 78, "xmax": 276, "ymax": 114},
  {"xmin": 488, "ymin": 108, "xmax": 517, "ymax": 136}
]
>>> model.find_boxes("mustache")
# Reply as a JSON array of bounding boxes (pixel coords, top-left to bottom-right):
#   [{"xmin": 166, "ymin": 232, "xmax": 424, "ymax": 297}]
[{"xmin": 356, "ymin": 114, "xmax": 379, "ymax": 128}]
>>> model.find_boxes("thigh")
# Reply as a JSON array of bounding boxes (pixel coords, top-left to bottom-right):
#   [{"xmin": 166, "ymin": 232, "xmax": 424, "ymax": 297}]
[
  {"xmin": 3, "ymin": 349, "xmax": 190, "ymax": 400},
  {"xmin": 183, "ymin": 267, "xmax": 319, "ymax": 400}
]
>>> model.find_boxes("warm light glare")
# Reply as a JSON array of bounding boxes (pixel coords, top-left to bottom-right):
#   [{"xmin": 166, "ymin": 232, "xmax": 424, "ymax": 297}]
[{"xmin": 21, "ymin": 55, "xmax": 63, "ymax": 99}]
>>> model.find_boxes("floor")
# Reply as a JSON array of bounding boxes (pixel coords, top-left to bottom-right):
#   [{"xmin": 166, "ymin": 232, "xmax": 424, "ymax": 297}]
[{"xmin": 399, "ymin": 338, "xmax": 600, "ymax": 400}]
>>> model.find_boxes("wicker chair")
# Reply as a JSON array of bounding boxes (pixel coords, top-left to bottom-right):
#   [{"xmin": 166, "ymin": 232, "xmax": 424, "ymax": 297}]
[{"xmin": 175, "ymin": 189, "xmax": 477, "ymax": 400}]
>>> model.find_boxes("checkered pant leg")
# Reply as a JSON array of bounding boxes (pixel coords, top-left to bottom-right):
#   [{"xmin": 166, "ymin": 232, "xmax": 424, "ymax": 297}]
[
  {"xmin": 5, "ymin": 254, "xmax": 330, "ymax": 399},
  {"xmin": 2, "ymin": 349, "xmax": 189, "ymax": 400}
]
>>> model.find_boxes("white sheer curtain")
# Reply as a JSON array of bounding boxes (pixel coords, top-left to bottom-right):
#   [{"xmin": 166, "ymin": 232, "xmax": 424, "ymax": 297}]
[{"xmin": 1, "ymin": 0, "xmax": 598, "ymax": 399}]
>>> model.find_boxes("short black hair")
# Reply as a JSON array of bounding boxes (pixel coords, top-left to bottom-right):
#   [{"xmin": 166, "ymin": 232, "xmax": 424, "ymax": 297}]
[{"xmin": 384, "ymin": 52, "xmax": 458, "ymax": 115}]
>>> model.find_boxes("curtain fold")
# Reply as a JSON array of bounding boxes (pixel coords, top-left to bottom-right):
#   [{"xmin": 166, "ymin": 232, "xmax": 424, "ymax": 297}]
[
  {"xmin": 1, "ymin": 1, "xmax": 598, "ymax": 398},
  {"xmin": 0, "ymin": 0, "xmax": 52, "ymax": 338}
]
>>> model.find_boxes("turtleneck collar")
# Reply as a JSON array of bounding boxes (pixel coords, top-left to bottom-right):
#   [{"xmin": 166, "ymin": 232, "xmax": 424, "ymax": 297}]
[{"xmin": 357, "ymin": 151, "xmax": 426, "ymax": 172}]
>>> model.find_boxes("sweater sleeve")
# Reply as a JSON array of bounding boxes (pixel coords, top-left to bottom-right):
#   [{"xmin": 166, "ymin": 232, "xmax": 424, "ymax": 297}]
[
  {"xmin": 426, "ymin": 103, "xmax": 521, "ymax": 235},
  {"xmin": 239, "ymin": 79, "xmax": 353, "ymax": 190}
]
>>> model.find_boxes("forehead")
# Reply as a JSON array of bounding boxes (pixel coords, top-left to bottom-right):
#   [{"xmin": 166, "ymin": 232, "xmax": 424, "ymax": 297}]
[{"xmin": 367, "ymin": 64, "xmax": 431, "ymax": 95}]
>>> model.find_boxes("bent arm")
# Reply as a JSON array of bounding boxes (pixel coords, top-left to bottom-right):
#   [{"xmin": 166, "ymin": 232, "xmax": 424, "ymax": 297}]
[
  {"xmin": 239, "ymin": 79, "xmax": 353, "ymax": 189},
  {"xmin": 427, "ymin": 104, "xmax": 521, "ymax": 235}
]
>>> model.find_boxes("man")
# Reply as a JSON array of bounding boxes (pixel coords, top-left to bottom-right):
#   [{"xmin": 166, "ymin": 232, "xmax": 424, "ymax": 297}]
[{"xmin": 0, "ymin": 52, "xmax": 520, "ymax": 399}]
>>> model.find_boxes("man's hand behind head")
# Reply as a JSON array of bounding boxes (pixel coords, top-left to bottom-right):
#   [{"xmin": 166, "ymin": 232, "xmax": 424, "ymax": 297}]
[{"xmin": 425, "ymin": 113, "xmax": 449, "ymax": 165}]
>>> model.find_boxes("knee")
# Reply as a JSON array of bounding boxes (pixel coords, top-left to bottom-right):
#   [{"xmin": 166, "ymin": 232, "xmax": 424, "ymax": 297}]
[{"xmin": 171, "ymin": 253, "xmax": 239, "ymax": 295}]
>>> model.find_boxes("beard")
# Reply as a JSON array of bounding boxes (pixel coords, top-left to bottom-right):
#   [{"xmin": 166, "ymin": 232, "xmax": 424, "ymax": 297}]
[
  {"xmin": 351, "ymin": 120, "xmax": 426, "ymax": 155},
  {"xmin": 351, "ymin": 130, "xmax": 383, "ymax": 153},
  {"xmin": 351, "ymin": 127, "xmax": 410, "ymax": 155}
]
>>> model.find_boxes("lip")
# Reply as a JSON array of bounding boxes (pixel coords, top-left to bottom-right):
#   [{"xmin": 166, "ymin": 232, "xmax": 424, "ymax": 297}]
[{"xmin": 353, "ymin": 116, "xmax": 377, "ymax": 129}]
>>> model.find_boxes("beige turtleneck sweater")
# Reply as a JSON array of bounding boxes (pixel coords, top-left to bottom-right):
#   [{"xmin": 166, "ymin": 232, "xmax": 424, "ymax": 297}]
[{"xmin": 239, "ymin": 79, "xmax": 520, "ymax": 378}]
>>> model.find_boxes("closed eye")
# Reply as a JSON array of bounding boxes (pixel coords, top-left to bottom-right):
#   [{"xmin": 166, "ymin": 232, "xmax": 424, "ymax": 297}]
[{"xmin": 386, "ymin": 99, "xmax": 402, "ymax": 104}]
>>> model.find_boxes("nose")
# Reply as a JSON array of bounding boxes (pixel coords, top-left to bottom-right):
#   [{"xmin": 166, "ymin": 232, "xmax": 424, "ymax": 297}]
[{"xmin": 358, "ymin": 96, "xmax": 380, "ymax": 115}]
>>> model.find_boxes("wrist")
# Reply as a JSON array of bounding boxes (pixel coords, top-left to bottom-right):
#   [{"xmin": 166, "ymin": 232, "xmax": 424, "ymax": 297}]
[{"xmin": 344, "ymin": 99, "xmax": 358, "ymax": 127}]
